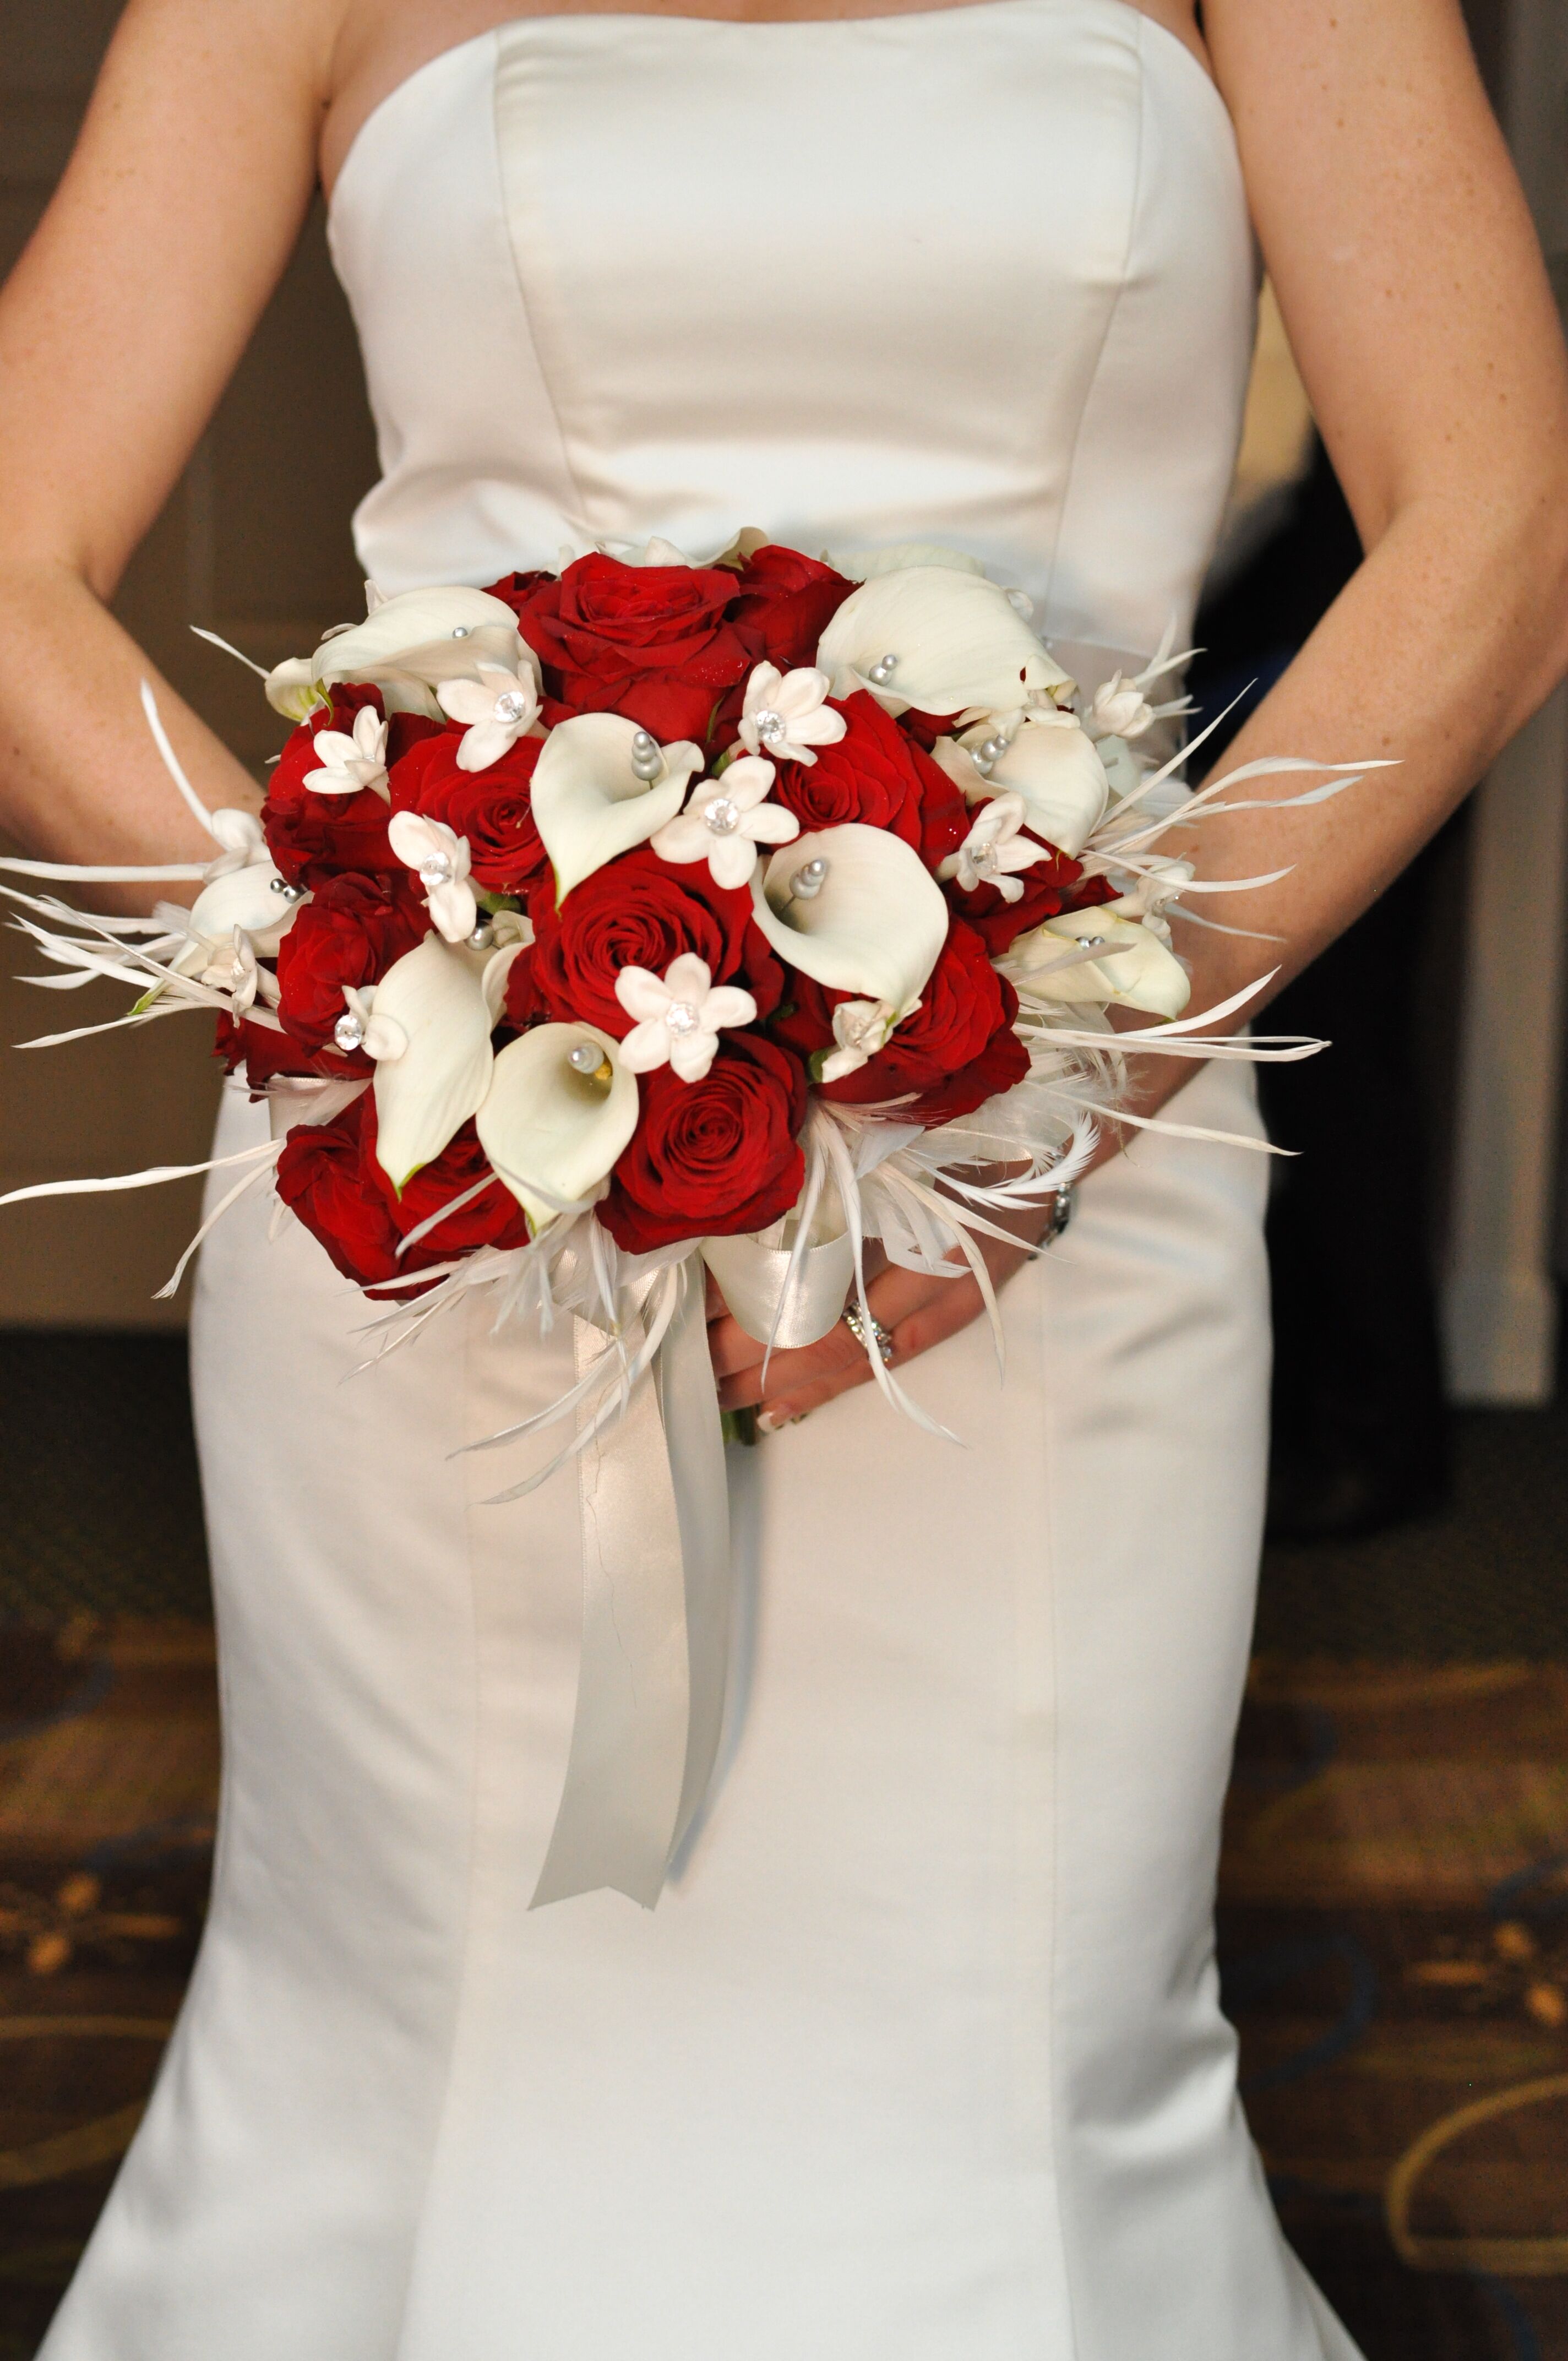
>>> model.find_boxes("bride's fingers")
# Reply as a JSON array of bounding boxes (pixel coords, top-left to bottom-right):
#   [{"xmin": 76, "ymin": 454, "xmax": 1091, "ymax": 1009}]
[
  {"xmin": 707, "ymin": 1312, "xmax": 768, "ymax": 1380},
  {"xmin": 716, "ymin": 1265, "xmax": 956, "ymax": 1413}
]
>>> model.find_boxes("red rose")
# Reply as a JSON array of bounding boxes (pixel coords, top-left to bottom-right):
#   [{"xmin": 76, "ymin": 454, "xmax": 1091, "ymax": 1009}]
[
  {"xmin": 600, "ymin": 1033, "xmax": 808, "ymax": 1252},
  {"xmin": 772, "ymin": 920, "xmax": 1026, "ymax": 1124},
  {"xmin": 945, "ymin": 844, "xmax": 1117, "ymax": 956},
  {"xmin": 521, "ymin": 846, "xmax": 783, "ymax": 1036},
  {"xmin": 265, "ymin": 688, "xmax": 441, "ymax": 887},
  {"xmin": 275, "ymin": 1091, "xmax": 407, "ymax": 1290},
  {"xmin": 728, "ymin": 545, "xmax": 856, "ymax": 671},
  {"xmin": 274, "ymin": 874, "xmax": 428, "ymax": 1057},
  {"xmin": 362, "ymin": 1101, "xmax": 533, "ymax": 1258},
  {"xmin": 895, "ymin": 1022, "xmax": 1031, "ymax": 1128},
  {"xmin": 388, "ymin": 729, "xmax": 548, "ymax": 893},
  {"xmin": 214, "ymin": 1011, "xmax": 362, "ymax": 1092},
  {"xmin": 505, "ymin": 554, "xmax": 749, "ymax": 742},
  {"xmin": 771, "ymin": 692, "xmax": 968, "ymax": 867}
]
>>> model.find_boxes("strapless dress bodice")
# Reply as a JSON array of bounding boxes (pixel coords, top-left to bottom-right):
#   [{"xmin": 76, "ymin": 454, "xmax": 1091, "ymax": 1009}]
[{"xmin": 327, "ymin": 0, "xmax": 1255, "ymax": 660}]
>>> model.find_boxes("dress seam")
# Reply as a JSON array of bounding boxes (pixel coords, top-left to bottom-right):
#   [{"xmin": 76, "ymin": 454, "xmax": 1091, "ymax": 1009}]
[
  {"xmin": 389, "ymin": 1292, "xmax": 486, "ymax": 2361},
  {"xmin": 1039, "ymin": 11, "xmax": 1148, "ymax": 635},
  {"xmin": 489, "ymin": 28, "xmax": 597, "ymax": 538}
]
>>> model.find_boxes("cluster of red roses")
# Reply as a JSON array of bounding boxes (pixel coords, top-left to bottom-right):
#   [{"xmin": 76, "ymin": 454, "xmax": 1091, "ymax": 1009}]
[{"xmin": 235, "ymin": 546, "xmax": 1110, "ymax": 1291}]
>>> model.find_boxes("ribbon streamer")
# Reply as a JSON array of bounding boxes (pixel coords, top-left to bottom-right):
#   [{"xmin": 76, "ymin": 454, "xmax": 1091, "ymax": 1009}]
[{"xmin": 530, "ymin": 1259, "xmax": 731, "ymax": 1910}]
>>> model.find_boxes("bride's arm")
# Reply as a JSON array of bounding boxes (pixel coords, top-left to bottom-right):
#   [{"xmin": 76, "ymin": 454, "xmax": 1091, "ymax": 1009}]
[
  {"xmin": 715, "ymin": 0, "xmax": 1568, "ymax": 1425},
  {"xmin": 0, "ymin": 0, "xmax": 345, "ymax": 890}
]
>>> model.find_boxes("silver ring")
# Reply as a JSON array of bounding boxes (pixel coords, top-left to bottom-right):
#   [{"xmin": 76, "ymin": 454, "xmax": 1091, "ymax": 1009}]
[
  {"xmin": 843, "ymin": 1301, "xmax": 896, "ymax": 1366},
  {"xmin": 1041, "ymin": 1180, "xmax": 1076, "ymax": 1247}
]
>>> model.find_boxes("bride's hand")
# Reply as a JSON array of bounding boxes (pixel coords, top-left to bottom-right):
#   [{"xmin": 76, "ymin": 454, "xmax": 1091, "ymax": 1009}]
[{"xmin": 706, "ymin": 1196, "xmax": 1059, "ymax": 1430}]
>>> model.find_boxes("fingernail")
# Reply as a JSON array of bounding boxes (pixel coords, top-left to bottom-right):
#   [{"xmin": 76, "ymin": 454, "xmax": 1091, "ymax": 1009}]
[{"xmin": 756, "ymin": 1410, "xmax": 785, "ymax": 1435}]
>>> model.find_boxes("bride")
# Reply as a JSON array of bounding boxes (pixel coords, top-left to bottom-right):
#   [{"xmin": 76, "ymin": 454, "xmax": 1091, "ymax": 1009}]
[{"xmin": 2, "ymin": 0, "xmax": 1565, "ymax": 2353}]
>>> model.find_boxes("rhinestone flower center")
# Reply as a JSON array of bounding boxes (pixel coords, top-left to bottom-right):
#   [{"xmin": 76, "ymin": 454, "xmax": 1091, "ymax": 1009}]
[
  {"xmin": 704, "ymin": 796, "xmax": 741, "ymax": 836},
  {"xmin": 419, "ymin": 855, "xmax": 454, "ymax": 886},
  {"xmin": 334, "ymin": 1013, "xmax": 366, "ymax": 1053},
  {"xmin": 665, "ymin": 1000, "xmax": 701, "ymax": 1037},
  {"xmin": 493, "ymin": 689, "xmax": 529, "ymax": 723}
]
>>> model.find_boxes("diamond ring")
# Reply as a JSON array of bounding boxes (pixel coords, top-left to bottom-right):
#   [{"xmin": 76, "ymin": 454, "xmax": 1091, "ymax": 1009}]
[{"xmin": 842, "ymin": 1301, "xmax": 896, "ymax": 1367}]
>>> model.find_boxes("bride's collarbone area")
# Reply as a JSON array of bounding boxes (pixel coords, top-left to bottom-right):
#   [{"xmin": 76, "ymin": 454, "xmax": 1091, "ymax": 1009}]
[{"xmin": 321, "ymin": 0, "xmax": 1211, "ymax": 194}]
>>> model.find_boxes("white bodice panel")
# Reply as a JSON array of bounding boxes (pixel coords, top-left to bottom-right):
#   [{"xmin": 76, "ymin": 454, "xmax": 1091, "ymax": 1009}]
[{"xmin": 328, "ymin": 0, "xmax": 1254, "ymax": 656}]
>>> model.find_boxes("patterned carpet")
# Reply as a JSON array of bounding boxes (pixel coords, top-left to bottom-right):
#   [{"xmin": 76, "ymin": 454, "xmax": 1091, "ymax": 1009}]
[{"xmin": 0, "ymin": 1332, "xmax": 1565, "ymax": 2357}]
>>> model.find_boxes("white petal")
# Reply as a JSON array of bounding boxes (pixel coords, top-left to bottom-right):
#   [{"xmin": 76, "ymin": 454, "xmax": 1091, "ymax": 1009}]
[
  {"xmin": 209, "ymin": 808, "xmax": 266, "ymax": 858},
  {"xmin": 706, "ymin": 834, "xmax": 759, "ymax": 891},
  {"xmin": 477, "ymin": 1023, "xmax": 640, "ymax": 1231},
  {"xmin": 743, "ymin": 662, "xmax": 785, "ymax": 716},
  {"xmin": 699, "ymin": 984, "xmax": 757, "ymax": 1032},
  {"xmin": 744, "ymin": 803, "xmax": 801, "ymax": 846},
  {"xmin": 371, "ymin": 935, "xmax": 496, "ymax": 1189},
  {"xmin": 436, "ymin": 678, "xmax": 496, "ymax": 726},
  {"xmin": 427, "ymin": 878, "xmax": 479, "ymax": 943},
  {"xmin": 715, "ymin": 755, "xmax": 775, "ymax": 812},
  {"xmin": 663, "ymin": 952, "xmax": 714, "ymax": 1003},
  {"xmin": 647, "ymin": 812, "xmax": 712, "ymax": 866},
  {"xmin": 530, "ymin": 714, "xmax": 701, "ymax": 900},
  {"xmin": 614, "ymin": 965, "xmax": 674, "ymax": 1024},
  {"xmin": 750, "ymin": 825, "xmax": 948, "ymax": 1014},
  {"xmin": 618, "ymin": 1018, "xmax": 672, "ymax": 1073},
  {"xmin": 668, "ymin": 1029, "xmax": 719, "ymax": 1082},
  {"xmin": 454, "ymin": 719, "xmax": 519, "ymax": 774},
  {"xmin": 314, "ymin": 587, "xmax": 537, "ymax": 703}
]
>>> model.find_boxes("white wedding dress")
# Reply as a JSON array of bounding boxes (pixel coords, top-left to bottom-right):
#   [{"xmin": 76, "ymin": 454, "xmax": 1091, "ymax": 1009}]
[{"xmin": 41, "ymin": 7, "xmax": 1363, "ymax": 2355}]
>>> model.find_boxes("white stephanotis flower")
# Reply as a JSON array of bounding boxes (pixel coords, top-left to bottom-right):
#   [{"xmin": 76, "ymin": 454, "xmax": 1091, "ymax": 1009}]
[
  {"xmin": 435, "ymin": 663, "xmax": 541, "ymax": 773},
  {"xmin": 197, "ymin": 928, "xmax": 266, "ymax": 1016},
  {"xmin": 737, "ymin": 665, "xmax": 846, "ymax": 767},
  {"xmin": 334, "ymin": 983, "xmax": 409, "ymax": 1063},
  {"xmin": 302, "ymin": 706, "xmax": 390, "ymax": 799},
  {"xmin": 386, "ymin": 810, "xmax": 478, "ymax": 944},
  {"xmin": 937, "ymin": 792, "xmax": 1050, "ymax": 903},
  {"xmin": 1085, "ymin": 672, "xmax": 1157, "ymax": 743},
  {"xmin": 820, "ymin": 998, "xmax": 898, "ymax": 1082},
  {"xmin": 614, "ymin": 954, "xmax": 758, "ymax": 1084},
  {"xmin": 650, "ymin": 756, "xmax": 799, "ymax": 890}
]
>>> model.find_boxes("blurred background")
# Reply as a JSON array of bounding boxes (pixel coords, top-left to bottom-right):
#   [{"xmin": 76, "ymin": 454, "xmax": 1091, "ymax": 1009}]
[{"xmin": 0, "ymin": 3, "xmax": 1566, "ymax": 2355}]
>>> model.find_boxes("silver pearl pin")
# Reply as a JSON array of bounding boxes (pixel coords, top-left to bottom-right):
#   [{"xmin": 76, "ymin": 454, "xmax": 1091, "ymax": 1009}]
[
  {"xmin": 269, "ymin": 877, "xmax": 306, "ymax": 902},
  {"xmin": 791, "ymin": 857, "xmax": 829, "ymax": 900},
  {"xmin": 865, "ymin": 652, "xmax": 899, "ymax": 688},
  {"xmin": 450, "ymin": 624, "xmax": 471, "ymax": 639},
  {"xmin": 629, "ymin": 730, "xmax": 665, "ymax": 782}
]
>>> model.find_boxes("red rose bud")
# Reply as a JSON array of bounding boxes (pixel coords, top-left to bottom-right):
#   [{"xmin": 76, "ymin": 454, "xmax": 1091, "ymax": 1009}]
[
  {"xmin": 944, "ymin": 844, "xmax": 1117, "ymax": 957},
  {"xmin": 526, "ymin": 846, "xmax": 782, "ymax": 1037},
  {"xmin": 600, "ymin": 1033, "xmax": 808, "ymax": 1253},
  {"xmin": 504, "ymin": 553, "xmax": 750, "ymax": 743},
  {"xmin": 772, "ymin": 920, "xmax": 1025, "ymax": 1126},
  {"xmin": 265, "ymin": 687, "xmax": 441, "ymax": 888},
  {"xmin": 771, "ymin": 691, "xmax": 967, "ymax": 868},
  {"xmin": 274, "ymin": 874, "xmax": 429, "ymax": 1056},
  {"xmin": 727, "ymin": 545, "xmax": 857, "ymax": 671},
  {"xmin": 388, "ymin": 728, "xmax": 548, "ymax": 894}
]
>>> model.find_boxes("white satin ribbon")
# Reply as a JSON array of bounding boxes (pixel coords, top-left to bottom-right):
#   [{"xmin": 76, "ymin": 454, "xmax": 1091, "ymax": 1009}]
[{"xmin": 530, "ymin": 1257, "xmax": 733, "ymax": 1911}]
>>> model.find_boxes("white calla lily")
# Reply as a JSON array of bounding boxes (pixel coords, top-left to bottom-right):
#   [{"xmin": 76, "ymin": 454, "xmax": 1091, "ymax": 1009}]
[
  {"xmin": 530, "ymin": 714, "xmax": 703, "ymax": 901},
  {"xmin": 187, "ymin": 859, "xmax": 303, "ymax": 958},
  {"xmin": 750, "ymin": 825, "xmax": 948, "ymax": 1014},
  {"xmin": 370, "ymin": 935, "xmax": 497, "ymax": 1191},
  {"xmin": 815, "ymin": 566, "xmax": 1072, "ymax": 718},
  {"xmin": 957, "ymin": 706, "xmax": 1110, "ymax": 856},
  {"xmin": 1001, "ymin": 907, "xmax": 1190, "ymax": 1019},
  {"xmin": 477, "ymin": 1022, "xmax": 640, "ymax": 1233},
  {"xmin": 265, "ymin": 586, "xmax": 537, "ymax": 721}
]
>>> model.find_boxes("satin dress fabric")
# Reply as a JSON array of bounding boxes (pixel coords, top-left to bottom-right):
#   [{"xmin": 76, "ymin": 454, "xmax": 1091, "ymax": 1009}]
[{"xmin": 41, "ymin": 7, "xmax": 1363, "ymax": 2355}]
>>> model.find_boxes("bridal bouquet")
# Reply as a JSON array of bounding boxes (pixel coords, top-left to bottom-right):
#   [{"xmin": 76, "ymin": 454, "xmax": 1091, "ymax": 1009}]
[{"xmin": 1, "ymin": 534, "xmax": 1355, "ymax": 1904}]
